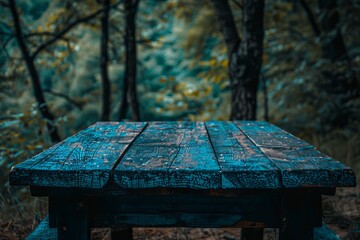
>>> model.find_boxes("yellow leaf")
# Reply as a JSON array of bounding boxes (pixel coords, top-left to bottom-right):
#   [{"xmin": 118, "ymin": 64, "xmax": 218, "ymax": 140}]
[
  {"xmin": 221, "ymin": 59, "xmax": 228, "ymax": 68},
  {"xmin": 156, "ymin": 96, "xmax": 163, "ymax": 103}
]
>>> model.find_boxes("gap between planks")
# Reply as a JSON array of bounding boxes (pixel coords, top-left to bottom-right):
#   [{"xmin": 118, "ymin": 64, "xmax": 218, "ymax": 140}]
[
  {"xmin": 233, "ymin": 122, "xmax": 285, "ymax": 188},
  {"xmin": 204, "ymin": 122, "xmax": 223, "ymax": 187},
  {"xmin": 109, "ymin": 122, "xmax": 149, "ymax": 181}
]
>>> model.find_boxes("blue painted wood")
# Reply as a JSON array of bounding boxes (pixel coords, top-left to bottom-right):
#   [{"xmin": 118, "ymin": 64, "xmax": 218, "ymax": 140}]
[
  {"xmin": 236, "ymin": 121, "xmax": 356, "ymax": 188},
  {"xmin": 314, "ymin": 223, "xmax": 340, "ymax": 240},
  {"xmin": 114, "ymin": 121, "xmax": 221, "ymax": 189},
  {"xmin": 9, "ymin": 121, "xmax": 352, "ymax": 240},
  {"xmin": 26, "ymin": 216, "xmax": 57, "ymax": 240},
  {"xmin": 206, "ymin": 121, "xmax": 281, "ymax": 189},
  {"xmin": 10, "ymin": 122, "xmax": 146, "ymax": 188},
  {"xmin": 10, "ymin": 121, "xmax": 355, "ymax": 190}
]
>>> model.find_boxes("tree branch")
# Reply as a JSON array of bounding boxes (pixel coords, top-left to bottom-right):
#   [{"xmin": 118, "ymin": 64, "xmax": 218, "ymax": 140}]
[
  {"xmin": 0, "ymin": 0, "xmax": 8, "ymax": 7},
  {"xmin": 211, "ymin": 0, "xmax": 241, "ymax": 53},
  {"xmin": 31, "ymin": 0, "xmax": 122, "ymax": 60},
  {"xmin": 231, "ymin": 0, "xmax": 243, "ymax": 9},
  {"xmin": 24, "ymin": 31, "xmax": 71, "ymax": 40},
  {"xmin": 1, "ymin": 36, "xmax": 15, "ymax": 59},
  {"xmin": 299, "ymin": 0, "xmax": 321, "ymax": 37},
  {"xmin": 8, "ymin": 0, "xmax": 61, "ymax": 142},
  {"xmin": 43, "ymin": 89, "xmax": 83, "ymax": 110}
]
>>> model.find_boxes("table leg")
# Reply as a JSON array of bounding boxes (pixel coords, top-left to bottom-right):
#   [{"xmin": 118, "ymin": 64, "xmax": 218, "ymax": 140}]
[
  {"xmin": 111, "ymin": 227, "xmax": 133, "ymax": 240},
  {"xmin": 241, "ymin": 228, "xmax": 264, "ymax": 240},
  {"xmin": 279, "ymin": 191, "xmax": 320, "ymax": 240},
  {"xmin": 54, "ymin": 196, "xmax": 90, "ymax": 240}
]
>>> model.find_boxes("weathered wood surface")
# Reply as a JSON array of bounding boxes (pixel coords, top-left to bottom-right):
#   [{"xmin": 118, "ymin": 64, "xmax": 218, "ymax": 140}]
[
  {"xmin": 114, "ymin": 122, "xmax": 221, "ymax": 188},
  {"xmin": 10, "ymin": 122, "xmax": 146, "ymax": 188},
  {"xmin": 205, "ymin": 121, "xmax": 280, "ymax": 188},
  {"xmin": 236, "ymin": 121, "xmax": 356, "ymax": 188},
  {"xmin": 314, "ymin": 223, "xmax": 341, "ymax": 240},
  {"xmin": 26, "ymin": 216, "xmax": 57, "ymax": 240},
  {"xmin": 10, "ymin": 121, "xmax": 355, "ymax": 190}
]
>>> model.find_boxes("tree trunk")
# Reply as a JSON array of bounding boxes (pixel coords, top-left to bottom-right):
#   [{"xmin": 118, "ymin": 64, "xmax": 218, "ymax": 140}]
[
  {"xmin": 318, "ymin": 0, "xmax": 348, "ymax": 62},
  {"xmin": 119, "ymin": 0, "xmax": 140, "ymax": 121},
  {"xmin": 9, "ymin": 0, "xmax": 61, "ymax": 143},
  {"xmin": 100, "ymin": 0, "xmax": 111, "ymax": 121},
  {"xmin": 212, "ymin": 0, "xmax": 264, "ymax": 120},
  {"xmin": 300, "ymin": 0, "xmax": 358, "ymax": 129},
  {"xmin": 299, "ymin": 0, "xmax": 321, "ymax": 37}
]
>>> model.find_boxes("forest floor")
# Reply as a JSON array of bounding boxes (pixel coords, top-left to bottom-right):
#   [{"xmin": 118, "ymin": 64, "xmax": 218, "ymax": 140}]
[{"xmin": 1, "ymin": 186, "xmax": 360, "ymax": 240}]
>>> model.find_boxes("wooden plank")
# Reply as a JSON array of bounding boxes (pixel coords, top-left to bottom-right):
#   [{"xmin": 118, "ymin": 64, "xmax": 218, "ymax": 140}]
[
  {"xmin": 205, "ymin": 121, "xmax": 281, "ymax": 189},
  {"xmin": 111, "ymin": 228, "xmax": 133, "ymax": 240},
  {"xmin": 96, "ymin": 213, "xmax": 265, "ymax": 228},
  {"xmin": 237, "ymin": 121, "xmax": 309, "ymax": 148},
  {"xmin": 314, "ymin": 223, "xmax": 340, "ymax": 240},
  {"xmin": 26, "ymin": 216, "xmax": 57, "ymax": 240},
  {"xmin": 236, "ymin": 121, "xmax": 356, "ymax": 188},
  {"xmin": 92, "ymin": 192, "xmax": 280, "ymax": 228},
  {"xmin": 54, "ymin": 195, "xmax": 90, "ymax": 240},
  {"xmin": 279, "ymin": 191, "xmax": 322, "ymax": 240},
  {"xmin": 241, "ymin": 228, "xmax": 264, "ymax": 240},
  {"xmin": 114, "ymin": 121, "xmax": 221, "ymax": 189},
  {"xmin": 10, "ymin": 122, "xmax": 146, "ymax": 188}
]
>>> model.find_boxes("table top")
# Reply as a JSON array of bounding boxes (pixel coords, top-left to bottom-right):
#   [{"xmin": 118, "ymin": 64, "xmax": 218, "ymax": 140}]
[{"xmin": 9, "ymin": 121, "xmax": 356, "ymax": 190}]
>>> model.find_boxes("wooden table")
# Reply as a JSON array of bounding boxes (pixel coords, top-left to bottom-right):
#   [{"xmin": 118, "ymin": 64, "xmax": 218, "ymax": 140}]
[{"xmin": 9, "ymin": 121, "xmax": 356, "ymax": 240}]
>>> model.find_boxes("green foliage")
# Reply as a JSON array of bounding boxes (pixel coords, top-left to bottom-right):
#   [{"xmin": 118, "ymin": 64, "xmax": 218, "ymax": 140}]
[{"xmin": 0, "ymin": 106, "xmax": 51, "ymax": 187}]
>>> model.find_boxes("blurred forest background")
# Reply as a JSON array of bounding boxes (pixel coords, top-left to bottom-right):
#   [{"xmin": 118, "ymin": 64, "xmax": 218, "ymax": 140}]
[{"xmin": 0, "ymin": 0, "xmax": 360, "ymax": 239}]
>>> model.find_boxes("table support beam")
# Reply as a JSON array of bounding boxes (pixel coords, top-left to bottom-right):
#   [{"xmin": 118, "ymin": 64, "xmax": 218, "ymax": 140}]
[
  {"xmin": 111, "ymin": 227, "xmax": 133, "ymax": 240},
  {"xmin": 51, "ymin": 196, "xmax": 90, "ymax": 240},
  {"xmin": 280, "ymin": 191, "xmax": 321, "ymax": 240},
  {"xmin": 241, "ymin": 228, "xmax": 264, "ymax": 240}
]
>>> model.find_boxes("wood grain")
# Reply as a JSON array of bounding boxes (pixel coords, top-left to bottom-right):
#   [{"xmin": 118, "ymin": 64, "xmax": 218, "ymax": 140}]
[
  {"xmin": 314, "ymin": 223, "xmax": 340, "ymax": 240},
  {"xmin": 10, "ymin": 122, "xmax": 146, "ymax": 188},
  {"xmin": 205, "ymin": 121, "xmax": 281, "ymax": 188},
  {"xmin": 114, "ymin": 122, "xmax": 221, "ymax": 189},
  {"xmin": 10, "ymin": 121, "xmax": 356, "ymax": 190},
  {"xmin": 236, "ymin": 121, "xmax": 356, "ymax": 188},
  {"xmin": 26, "ymin": 216, "xmax": 57, "ymax": 240}
]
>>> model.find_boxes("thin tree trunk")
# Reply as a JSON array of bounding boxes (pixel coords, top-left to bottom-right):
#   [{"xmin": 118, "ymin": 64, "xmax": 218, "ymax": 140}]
[
  {"xmin": 212, "ymin": 0, "xmax": 264, "ymax": 120},
  {"xmin": 100, "ymin": 0, "xmax": 111, "ymax": 121},
  {"xmin": 118, "ymin": 78, "xmax": 128, "ymax": 120},
  {"xmin": 9, "ymin": 0, "xmax": 61, "ymax": 143},
  {"xmin": 299, "ymin": 0, "xmax": 320, "ymax": 37},
  {"xmin": 318, "ymin": 0, "xmax": 348, "ymax": 62},
  {"xmin": 261, "ymin": 74, "xmax": 269, "ymax": 122},
  {"xmin": 119, "ymin": 0, "xmax": 140, "ymax": 121}
]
